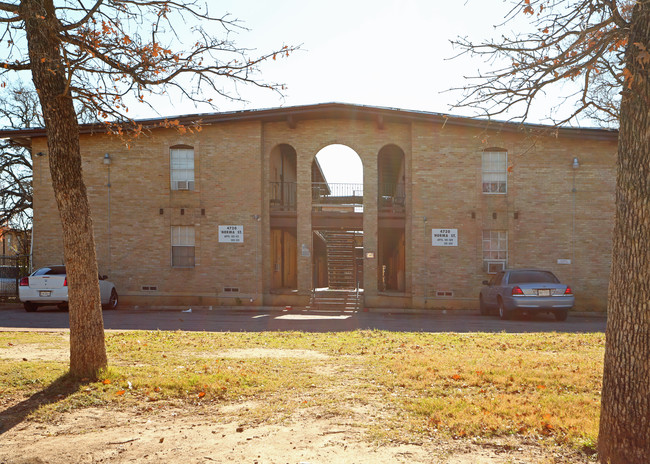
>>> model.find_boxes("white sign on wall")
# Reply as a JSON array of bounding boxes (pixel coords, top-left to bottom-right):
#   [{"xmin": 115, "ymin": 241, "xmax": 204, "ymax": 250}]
[
  {"xmin": 432, "ymin": 229, "xmax": 458, "ymax": 247},
  {"xmin": 219, "ymin": 225, "xmax": 244, "ymax": 243}
]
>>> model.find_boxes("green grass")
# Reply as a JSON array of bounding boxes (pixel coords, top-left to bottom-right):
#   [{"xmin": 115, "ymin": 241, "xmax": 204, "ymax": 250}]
[{"xmin": 0, "ymin": 330, "xmax": 604, "ymax": 451}]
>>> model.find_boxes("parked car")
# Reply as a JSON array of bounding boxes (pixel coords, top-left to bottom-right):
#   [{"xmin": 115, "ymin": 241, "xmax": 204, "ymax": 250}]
[
  {"xmin": 479, "ymin": 269, "xmax": 574, "ymax": 321},
  {"xmin": 19, "ymin": 265, "xmax": 118, "ymax": 312},
  {"xmin": 0, "ymin": 265, "xmax": 20, "ymax": 296}
]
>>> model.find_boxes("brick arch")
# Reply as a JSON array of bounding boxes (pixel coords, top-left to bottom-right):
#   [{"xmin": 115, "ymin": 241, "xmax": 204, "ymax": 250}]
[
  {"xmin": 270, "ymin": 144, "xmax": 298, "ymax": 182},
  {"xmin": 269, "ymin": 143, "xmax": 298, "ymax": 211},
  {"xmin": 377, "ymin": 144, "xmax": 406, "ymax": 203},
  {"xmin": 312, "ymin": 144, "xmax": 364, "ymax": 183},
  {"xmin": 377, "ymin": 144, "xmax": 407, "ymax": 293},
  {"xmin": 269, "ymin": 143, "xmax": 299, "ymax": 291},
  {"xmin": 311, "ymin": 141, "xmax": 366, "ymax": 165}
]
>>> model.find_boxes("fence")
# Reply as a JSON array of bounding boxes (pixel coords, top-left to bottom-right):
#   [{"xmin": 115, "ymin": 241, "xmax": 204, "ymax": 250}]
[{"xmin": 0, "ymin": 255, "xmax": 30, "ymax": 300}]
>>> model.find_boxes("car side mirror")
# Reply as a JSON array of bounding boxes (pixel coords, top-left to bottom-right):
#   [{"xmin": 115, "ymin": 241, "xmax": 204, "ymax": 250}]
[
  {"xmin": 100, "ymin": 275, "xmax": 108, "ymax": 281},
  {"xmin": 482, "ymin": 280, "xmax": 490, "ymax": 286}
]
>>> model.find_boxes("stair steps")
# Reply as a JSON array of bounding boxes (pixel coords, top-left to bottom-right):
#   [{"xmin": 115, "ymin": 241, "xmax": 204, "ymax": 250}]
[
  {"xmin": 324, "ymin": 231, "xmax": 357, "ymax": 289},
  {"xmin": 306, "ymin": 289, "xmax": 362, "ymax": 312}
]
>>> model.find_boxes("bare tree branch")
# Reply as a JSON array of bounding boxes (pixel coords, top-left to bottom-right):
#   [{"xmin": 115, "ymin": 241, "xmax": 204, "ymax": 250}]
[{"xmin": 450, "ymin": 0, "xmax": 635, "ymax": 127}]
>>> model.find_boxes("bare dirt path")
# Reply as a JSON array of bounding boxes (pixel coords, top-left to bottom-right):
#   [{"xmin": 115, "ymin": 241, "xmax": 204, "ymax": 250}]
[{"xmin": 0, "ymin": 339, "xmax": 596, "ymax": 463}]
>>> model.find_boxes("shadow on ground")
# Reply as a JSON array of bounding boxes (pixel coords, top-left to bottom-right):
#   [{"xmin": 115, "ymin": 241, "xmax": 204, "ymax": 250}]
[{"xmin": 0, "ymin": 373, "xmax": 82, "ymax": 435}]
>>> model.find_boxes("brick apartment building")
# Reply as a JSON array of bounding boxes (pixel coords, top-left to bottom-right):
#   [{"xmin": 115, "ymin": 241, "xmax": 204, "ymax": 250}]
[{"xmin": 2, "ymin": 103, "xmax": 617, "ymax": 311}]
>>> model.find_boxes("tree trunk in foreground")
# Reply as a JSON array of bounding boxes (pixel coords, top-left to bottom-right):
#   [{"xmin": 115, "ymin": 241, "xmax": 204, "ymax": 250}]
[
  {"xmin": 598, "ymin": 3, "xmax": 650, "ymax": 463},
  {"xmin": 22, "ymin": 0, "xmax": 107, "ymax": 378}
]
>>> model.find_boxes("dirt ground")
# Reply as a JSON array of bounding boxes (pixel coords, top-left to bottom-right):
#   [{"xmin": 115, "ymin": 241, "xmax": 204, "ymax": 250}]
[{"xmin": 0, "ymin": 342, "xmax": 597, "ymax": 464}]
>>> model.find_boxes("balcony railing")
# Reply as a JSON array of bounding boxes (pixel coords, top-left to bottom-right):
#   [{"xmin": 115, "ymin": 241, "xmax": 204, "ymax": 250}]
[
  {"xmin": 270, "ymin": 182, "xmax": 297, "ymax": 211},
  {"xmin": 270, "ymin": 182, "xmax": 405, "ymax": 213},
  {"xmin": 312, "ymin": 182, "xmax": 363, "ymax": 206},
  {"xmin": 378, "ymin": 183, "xmax": 406, "ymax": 213}
]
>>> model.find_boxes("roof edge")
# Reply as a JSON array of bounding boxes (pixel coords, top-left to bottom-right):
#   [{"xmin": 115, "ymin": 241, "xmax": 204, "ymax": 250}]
[{"xmin": 0, "ymin": 102, "xmax": 619, "ymax": 143}]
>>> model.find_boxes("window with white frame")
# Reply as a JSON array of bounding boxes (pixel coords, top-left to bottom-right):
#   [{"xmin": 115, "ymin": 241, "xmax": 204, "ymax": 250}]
[
  {"xmin": 170, "ymin": 146, "xmax": 195, "ymax": 190},
  {"xmin": 171, "ymin": 226, "xmax": 195, "ymax": 267},
  {"xmin": 482, "ymin": 149, "xmax": 507, "ymax": 193},
  {"xmin": 482, "ymin": 230, "xmax": 507, "ymax": 273}
]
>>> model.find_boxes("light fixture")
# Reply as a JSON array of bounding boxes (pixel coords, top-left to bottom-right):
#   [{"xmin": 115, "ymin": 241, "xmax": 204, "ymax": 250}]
[
  {"xmin": 103, "ymin": 153, "xmax": 111, "ymax": 165},
  {"xmin": 572, "ymin": 157, "xmax": 579, "ymax": 169}
]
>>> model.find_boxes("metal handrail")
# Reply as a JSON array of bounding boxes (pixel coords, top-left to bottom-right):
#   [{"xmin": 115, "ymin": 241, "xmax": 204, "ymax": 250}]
[
  {"xmin": 270, "ymin": 182, "xmax": 297, "ymax": 211},
  {"xmin": 270, "ymin": 181, "xmax": 405, "ymax": 210},
  {"xmin": 312, "ymin": 182, "xmax": 363, "ymax": 205},
  {"xmin": 378, "ymin": 183, "xmax": 406, "ymax": 211}
]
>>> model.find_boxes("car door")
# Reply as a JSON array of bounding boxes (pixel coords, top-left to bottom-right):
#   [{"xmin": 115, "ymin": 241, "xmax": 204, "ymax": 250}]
[
  {"xmin": 498, "ymin": 271, "xmax": 511, "ymax": 298},
  {"xmin": 485, "ymin": 271, "xmax": 505, "ymax": 307}
]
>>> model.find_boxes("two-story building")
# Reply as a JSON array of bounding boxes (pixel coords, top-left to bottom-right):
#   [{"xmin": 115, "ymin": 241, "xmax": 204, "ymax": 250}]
[{"xmin": 1, "ymin": 103, "xmax": 617, "ymax": 311}]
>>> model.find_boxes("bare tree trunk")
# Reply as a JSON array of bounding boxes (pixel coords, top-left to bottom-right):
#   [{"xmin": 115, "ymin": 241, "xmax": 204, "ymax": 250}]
[
  {"xmin": 599, "ymin": 3, "xmax": 650, "ymax": 463},
  {"xmin": 21, "ymin": 0, "xmax": 107, "ymax": 378}
]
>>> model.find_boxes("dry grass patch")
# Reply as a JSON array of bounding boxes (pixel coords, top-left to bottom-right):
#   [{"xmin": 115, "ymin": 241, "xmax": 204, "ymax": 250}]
[{"xmin": 0, "ymin": 330, "xmax": 603, "ymax": 453}]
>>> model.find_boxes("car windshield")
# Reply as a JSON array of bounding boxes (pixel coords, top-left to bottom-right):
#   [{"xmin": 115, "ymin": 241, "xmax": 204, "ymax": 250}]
[
  {"xmin": 508, "ymin": 270, "xmax": 559, "ymax": 284},
  {"xmin": 33, "ymin": 266, "xmax": 67, "ymax": 276}
]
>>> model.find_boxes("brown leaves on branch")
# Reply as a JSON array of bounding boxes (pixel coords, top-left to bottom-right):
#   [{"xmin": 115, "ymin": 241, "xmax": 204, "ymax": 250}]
[
  {"xmin": 0, "ymin": 1, "xmax": 298, "ymax": 132},
  {"xmin": 450, "ymin": 0, "xmax": 639, "ymax": 126}
]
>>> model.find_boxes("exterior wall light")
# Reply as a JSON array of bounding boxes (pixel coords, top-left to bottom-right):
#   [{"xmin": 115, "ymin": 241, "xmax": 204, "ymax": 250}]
[
  {"xmin": 103, "ymin": 153, "xmax": 111, "ymax": 165},
  {"xmin": 572, "ymin": 157, "xmax": 579, "ymax": 169}
]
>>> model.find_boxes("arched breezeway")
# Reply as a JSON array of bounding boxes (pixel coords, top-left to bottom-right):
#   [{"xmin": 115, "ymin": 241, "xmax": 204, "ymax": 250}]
[
  {"xmin": 378, "ymin": 144, "xmax": 406, "ymax": 292},
  {"xmin": 268, "ymin": 137, "xmax": 408, "ymax": 309},
  {"xmin": 311, "ymin": 145, "xmax": 364, "ymax": 292}
]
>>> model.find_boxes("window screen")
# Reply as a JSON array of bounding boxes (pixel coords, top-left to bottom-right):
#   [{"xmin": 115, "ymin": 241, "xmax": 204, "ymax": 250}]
[
  {"xmin": 482, "ymin": 150, "xmax": 507, "ymax": 193},
  {"xmin": 171, "ymin": 226, "xmax": 195, "ymax": 267}
]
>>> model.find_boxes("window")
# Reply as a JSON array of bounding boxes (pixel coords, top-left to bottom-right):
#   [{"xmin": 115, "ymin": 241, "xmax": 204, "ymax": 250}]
[
  {"xmin": 508, "ymin": 270, "xmax": 560, "ymax": 284},
  {"xmin": 171, "ymin": 226, "xmax": 195, "ymax": 267},
  {"xmin": 482, "ymin": 149, "xmax": 507, "ymax": 193},
  {"xmin": 33, "ymin": 266, "xmax": 66, "ymax": 276},
  {"xmin": 482, "ymin": 230, "xmax": 507, "ymax": 273},
  {"xmin": 170, "ymin": 146, "xmax": 195, "ymax": 190}
]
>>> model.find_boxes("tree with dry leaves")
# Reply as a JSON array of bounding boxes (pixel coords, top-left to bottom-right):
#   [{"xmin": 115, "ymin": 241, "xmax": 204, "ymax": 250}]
[
  {"xmin": 0, "ymin": 0, "xmax": 296, "ymax": 379},
  {"xmin": 452, "ymin": 1, "xmax": 649, "ymax": 462}
]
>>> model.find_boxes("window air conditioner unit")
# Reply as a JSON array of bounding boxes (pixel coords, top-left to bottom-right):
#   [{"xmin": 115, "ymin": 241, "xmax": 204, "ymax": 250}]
[
  {"xmin": 176, "ymin": 180, "xmax": 189, "ymax": 190},
  {"xmin": 486, "ymin": 261, "xmax": 506, "ymax": 274}
]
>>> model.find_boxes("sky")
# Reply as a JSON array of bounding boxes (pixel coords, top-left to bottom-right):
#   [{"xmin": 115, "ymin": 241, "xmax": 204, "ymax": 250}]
[
  {"xmin": 144, "ymin": 1, "xmax": 549, "ymax": 183},
  {"xmin": 150, "ymin": 0, "xmax": 533, "ymax": 120},
  {"xmin": 5, "ymin": 1, "xmax": 582, "ymax": 183}
]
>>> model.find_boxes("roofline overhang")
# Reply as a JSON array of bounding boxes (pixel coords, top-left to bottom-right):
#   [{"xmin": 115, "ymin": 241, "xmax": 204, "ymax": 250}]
[{"xmin": 0, "ymin": 102, "xmax": 619, "ymax": 146}]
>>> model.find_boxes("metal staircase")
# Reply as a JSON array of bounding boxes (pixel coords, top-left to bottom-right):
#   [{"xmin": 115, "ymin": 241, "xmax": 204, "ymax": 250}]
[
  {"xmin": 307, "ymin": 230, "xmax": 362, "ymax": 311},
  {"xmin": 307, "ymin": 288, "xmax": 362, "ymax": 311},
  {"xmin": 324, "ymin": 231, "xmax": 357, "ymax": 289}
]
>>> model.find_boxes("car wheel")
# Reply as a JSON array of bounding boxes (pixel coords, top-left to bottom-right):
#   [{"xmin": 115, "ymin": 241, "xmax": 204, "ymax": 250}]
[
  {"xmin": 554, "ymin": 309, "xmax": 568, "ymax": 321},
  {"xmin": 103, "ymin": 289, "xmax": 118, "ymax": 310},
  {"xmin": 479, "ymin": 295, "xmax": 488, "ymax": 315},
  {"xmin": 498, "ymin": 298, "xmax": 510, "ymax": 320},
  {"xmin": 24, "ymin": 302, "xmax": 38, "ymax": 312}
]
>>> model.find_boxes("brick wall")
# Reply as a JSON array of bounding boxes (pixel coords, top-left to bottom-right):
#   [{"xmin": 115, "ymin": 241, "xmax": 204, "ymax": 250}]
[{"xmin": 30, "ymin": 107, "xmax": 616, "ymax": 311}]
